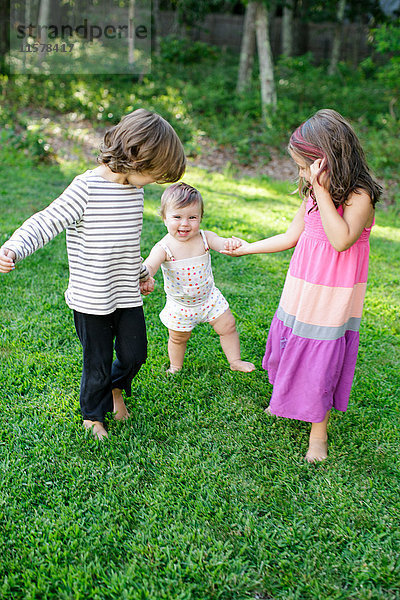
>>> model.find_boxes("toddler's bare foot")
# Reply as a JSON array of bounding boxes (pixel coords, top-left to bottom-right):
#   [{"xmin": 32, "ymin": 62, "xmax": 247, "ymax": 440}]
[
  {"xmin": 166, "ymin": 365, "xmax": 182, "ymax": 375},
  {"xmin": 230, "ymin": 360, "xmax": 255, "ymax": 373},
  {"xmin": 83, "ymin": 420, "xmax": 108, "ymax": 441},
  {"xmin": 112, "ymin": 388, "xmax": 130, "ymax": 421},
  {"xmin": 264, "ymin": 406, "xmax": 273, "ymax": 416},
  {"xmin": 305, "ymin": 438, "xmax": 328, "ymax": 463}
]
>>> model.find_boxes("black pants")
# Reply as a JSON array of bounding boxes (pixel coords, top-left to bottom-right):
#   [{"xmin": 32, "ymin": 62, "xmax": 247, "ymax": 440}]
[{"xmin": 73, "ymin": 307, "xmax": 147, "ymax": 422}]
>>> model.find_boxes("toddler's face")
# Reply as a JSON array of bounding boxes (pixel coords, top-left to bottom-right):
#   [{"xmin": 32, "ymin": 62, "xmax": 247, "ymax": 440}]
[{"xmin": 164, "ymin": 201, "xmax": 202, "ymax": 242}]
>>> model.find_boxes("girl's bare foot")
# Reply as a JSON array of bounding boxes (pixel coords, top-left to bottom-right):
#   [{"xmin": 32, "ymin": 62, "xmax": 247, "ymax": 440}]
[
  {"xmin": 305, "ymin": 438, "xmax": 328, "ymax": 463},
  {"xmin": 264, "ymin": 406, "xmax": 273, "ymax": 416},
  {"xmin": 166, "ymin": 364, "xmax": 182, "ymax": 375},
  {"xmin": 112, "ymin": 388, "xmax": 130, "ymax": 421},
  {"xmin": 229, "ymin": 360, "xmax": 255, "ymax": 372},
  {"xmin": 83, "ymin": 420, "xmax": 108, "ymax": 440}
]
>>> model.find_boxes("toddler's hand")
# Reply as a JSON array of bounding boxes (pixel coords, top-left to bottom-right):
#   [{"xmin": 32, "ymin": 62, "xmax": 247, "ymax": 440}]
[
  {"xmin": 224, "ymin": 237, "xmax": 242, "ymax": 251},
  {"xmin": 0, "ymin": 247, "xmax": 16, "ymax": 273},
  {"xmin": 220, "ymin": 236, "xmax": 248, "ymax": 257},
  {"xmin": 140, "ymin": 276, "xmax": 155, "ymax": 295}
]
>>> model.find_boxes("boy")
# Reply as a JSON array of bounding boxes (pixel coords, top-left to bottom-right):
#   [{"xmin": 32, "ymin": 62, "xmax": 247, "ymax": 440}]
[{"xmin": 0, "ymin": 109, "xmax": 185, "ymax": 440}]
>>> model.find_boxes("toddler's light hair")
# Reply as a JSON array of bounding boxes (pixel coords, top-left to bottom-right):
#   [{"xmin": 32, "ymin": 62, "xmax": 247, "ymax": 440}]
[{"xmin": 160, "ymin": 182, "xmax": 204, "ymax": 219}]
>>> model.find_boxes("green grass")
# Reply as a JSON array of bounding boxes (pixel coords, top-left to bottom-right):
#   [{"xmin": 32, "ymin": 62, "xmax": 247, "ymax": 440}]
[{"xmin": 0, "ymin": 152, "xmax": 399, "ymax": 600}]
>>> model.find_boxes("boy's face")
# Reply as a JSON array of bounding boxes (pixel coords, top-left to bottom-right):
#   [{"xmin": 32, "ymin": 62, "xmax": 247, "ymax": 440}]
[
  {"xmin": 126, "ymin": 171, "xmax": 156, "ymax": 188},
  {"xmin": 164, "ymin": 202, "xmax": 202, "ymax": 242}
]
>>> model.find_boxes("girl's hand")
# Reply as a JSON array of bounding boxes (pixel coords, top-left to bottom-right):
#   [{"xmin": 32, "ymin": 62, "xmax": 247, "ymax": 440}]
[
  {"xmin": 310, "ymin": 158, "xmax": 329, "ymax": 190},
  {"xmin": 0, "ymin": 247, "xmax": 16, "ymax": 273},
  {"xmin": 220, "ymin": 236, "xmax": 249, "ymax": 257}
]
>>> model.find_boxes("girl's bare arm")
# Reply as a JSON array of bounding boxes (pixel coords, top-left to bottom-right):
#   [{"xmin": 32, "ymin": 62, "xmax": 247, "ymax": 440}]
[{"xmin": 221, "ymin": 201, "xmax": 306, "ymax": 256}]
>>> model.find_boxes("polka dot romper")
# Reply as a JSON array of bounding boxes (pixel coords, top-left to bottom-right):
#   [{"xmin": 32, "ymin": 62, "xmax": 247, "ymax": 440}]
[{"xmin": 158, "ymin": 230, "xmax": 229, "ymax": 332}]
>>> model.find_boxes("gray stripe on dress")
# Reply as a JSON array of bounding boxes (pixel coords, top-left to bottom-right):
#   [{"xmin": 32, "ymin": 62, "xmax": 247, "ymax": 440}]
[{"xmin": 276, "ymin": 305, "xmax": 361, "ymax": 340}]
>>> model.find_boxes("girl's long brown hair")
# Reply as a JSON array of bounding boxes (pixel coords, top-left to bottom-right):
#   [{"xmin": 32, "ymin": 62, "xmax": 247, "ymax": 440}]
[{"xmin": 289, "ymin": 109, "xmax": 382, "ymax": 209}]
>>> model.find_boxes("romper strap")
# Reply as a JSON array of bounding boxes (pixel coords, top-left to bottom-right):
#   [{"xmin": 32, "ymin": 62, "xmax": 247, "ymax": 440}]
[
  {"xmin": 200, "ymin": 229, "xmax": 209, "ymax": 252},
  {"xmin": 157, "ymin": 241, "xmax": 175, "ymax": 261}
]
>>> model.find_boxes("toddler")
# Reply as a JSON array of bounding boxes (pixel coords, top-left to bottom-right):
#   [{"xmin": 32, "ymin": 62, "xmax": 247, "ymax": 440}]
[{"xmin": 141, "ymin": 182, "xmax": 255, "ymax": 374}]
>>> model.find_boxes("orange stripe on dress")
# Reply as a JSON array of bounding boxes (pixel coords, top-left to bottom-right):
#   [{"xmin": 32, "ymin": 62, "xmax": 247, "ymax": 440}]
[{"xmin": 280, "ymin": 273, "xmax": 367, "ymax": 328}]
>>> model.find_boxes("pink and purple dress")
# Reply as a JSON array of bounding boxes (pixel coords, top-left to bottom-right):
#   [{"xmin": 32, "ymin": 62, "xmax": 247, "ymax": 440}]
[{"xmin": 263, "ymin": 196, "xmax": 373, "ymax": 423}]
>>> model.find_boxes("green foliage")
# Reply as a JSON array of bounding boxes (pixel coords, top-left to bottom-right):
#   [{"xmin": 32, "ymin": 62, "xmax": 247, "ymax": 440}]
[
  {"xmin": 0, "ymin": 94, "xmax": 54, "ymax": 164},
  {"xmin": 159, "ymin": 36, "xmax": 219, "ymax": 63},
  {"xmin": 366, "ymin": 20, "xmax": 400, "ymax": 97},
  {"xmin": 0, "ymin": 152, "xmax": 399, "ymax": 599},
  {"xmin": 1, "ymin": 44, "xmax": 399, "ymax": 201}
]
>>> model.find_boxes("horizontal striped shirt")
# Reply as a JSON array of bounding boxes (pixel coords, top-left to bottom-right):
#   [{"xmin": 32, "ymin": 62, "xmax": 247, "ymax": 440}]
[{"xmin": 5, "ymin": 170, "xmax": 149, "ymax": 315}]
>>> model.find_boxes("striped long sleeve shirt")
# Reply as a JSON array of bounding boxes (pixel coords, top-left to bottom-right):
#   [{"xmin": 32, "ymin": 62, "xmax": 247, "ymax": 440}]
[{"xmin": 5, "ymin": 170, "xmax": 149, "ymax": 315}]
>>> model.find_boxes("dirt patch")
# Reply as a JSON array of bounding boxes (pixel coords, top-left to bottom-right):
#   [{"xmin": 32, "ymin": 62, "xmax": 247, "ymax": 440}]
[
  {"xmin": 189, "ymin": 134, "xmax": 297, "ymax": 181},
  {"xmin": 23, "ymin": 108, "xmax": 297, "ymax": 181}
]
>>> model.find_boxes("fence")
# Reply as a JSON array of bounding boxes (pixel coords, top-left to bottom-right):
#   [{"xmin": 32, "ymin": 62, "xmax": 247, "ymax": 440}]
[{"xmin": 159, "ymin": 11, "xmax": 371, "ymax": 65}]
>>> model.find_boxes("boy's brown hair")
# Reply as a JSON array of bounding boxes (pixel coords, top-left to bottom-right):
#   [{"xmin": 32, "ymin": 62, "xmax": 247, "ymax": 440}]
[
  {"xmin": 98, "ymin": 108, "xmax": 186, "ymax": 183},
  {"xmin": 160, "ymin": 182, "xmax": 204, "ymax": 220}
]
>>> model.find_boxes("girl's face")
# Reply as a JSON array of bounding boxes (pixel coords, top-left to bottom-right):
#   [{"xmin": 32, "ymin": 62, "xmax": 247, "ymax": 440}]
[
  {"xmin": 290, "ymin": 150, "xmax": 312, "ymax": 183},
  {"xmin": 164, "ymin": 201, "xmax": 202, "ymax": 242}
]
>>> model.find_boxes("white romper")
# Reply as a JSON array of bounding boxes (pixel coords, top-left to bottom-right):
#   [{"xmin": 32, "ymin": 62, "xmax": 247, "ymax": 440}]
[{"xmin": 159, "ymin": 230, "xmax": 229, "ymax": 332}]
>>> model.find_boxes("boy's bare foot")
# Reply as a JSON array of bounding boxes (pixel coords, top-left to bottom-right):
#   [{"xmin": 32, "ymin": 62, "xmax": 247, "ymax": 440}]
[
  {"xmin": 166, "ymin": 365, "xmax": 182, "ymax": 375},
  {"xmin": 305, "ymin": 438, "xmax": 328, "ymax": 463},
  {"xmin": 83, "ymin": 420, "xmax": 108, "ymax": 440},
  {"xmin": 112, "ymin": 388, "xmax": 130, "ymax": 421},
  {"xmin": 230, "ymin": 360, "xmax": 255, "ymax": 373}
]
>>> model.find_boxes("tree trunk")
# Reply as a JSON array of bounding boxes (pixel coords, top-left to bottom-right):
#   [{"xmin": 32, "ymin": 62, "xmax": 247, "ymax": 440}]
[
  {"xmin": 282, "ymin": 0, "xmax": 294, "ymax": 56},
  {"xmin": 152, "ymin": 0, "xmax": 161, "ymax": 55},
  {"xmin": 255, "ymin": 1, "xmax": 276, "ymax": 116},
  {"xmin": 128, "ymin": 0, "xmax": 135, "ymax": 65},
  {"xmin": 328, "ymin": 0, "xmax": 346, "ymax": 75},
  {"xmin": 38, "ymin": 0, "xmax": 51, "ymax": 45},
  {"xmin": 236, "ymin": 1, "xmax": 257, "ymax": 94},
  {"xmin": 0, "ymin": 0, "xmax": 10, "ymax": 72}
]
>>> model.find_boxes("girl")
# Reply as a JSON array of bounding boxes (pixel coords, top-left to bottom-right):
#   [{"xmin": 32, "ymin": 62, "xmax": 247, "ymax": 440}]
[
  {"xmin": 141, "ymin": 182, "xmax": 255, "ymax": 374},
  {"xmin": 223, "ymin": 109, "xmax": 382, "ymax": 462}
]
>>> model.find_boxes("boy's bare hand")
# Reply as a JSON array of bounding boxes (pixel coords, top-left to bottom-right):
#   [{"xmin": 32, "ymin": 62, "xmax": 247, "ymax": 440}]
[
  {"xmin": 0, "ymin": 247, "xmax": 16, "ymax": 273},
  {"xmin": 220, "ymin": 236, "xmax": 248, "ymax": 257},
  {"xmin": 140, "ymin": 276, "xmax": 155, "ymax": 295}
]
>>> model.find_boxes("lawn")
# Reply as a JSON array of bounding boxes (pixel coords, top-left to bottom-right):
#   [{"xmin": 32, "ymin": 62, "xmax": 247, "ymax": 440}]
[{"xmin": 0, "ymin": 152, "xmax": 399, "ymax": 600}]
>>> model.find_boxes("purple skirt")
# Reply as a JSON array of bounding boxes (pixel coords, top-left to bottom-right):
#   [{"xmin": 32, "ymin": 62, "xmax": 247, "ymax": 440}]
[{"xmin": 262, "ymin": 314, "xmax": 360, "ymax": 422}]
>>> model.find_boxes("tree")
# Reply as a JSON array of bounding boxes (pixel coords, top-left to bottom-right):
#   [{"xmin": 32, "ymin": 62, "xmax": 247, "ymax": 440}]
[
  {"xmin": 152, "ymin": 0, "xmax": 162, "ymax": 55},
  {"xmin": 255, "ymin": 1, "xmax": 277, "ymax": 114},
  {"xmin": 281, "ymin": 0, "xmax": 294, "ymax": 56},
  {"xmin": 128, "ymin": 0, "xmax": 136, "ymax": 65},
  {"xmin": 0, "ymin": 0, "xmax": 10, "ymax": 72},
  {"xmin": 328, "ymin": 0, "xmax": 346, "ymax": 75},
  {"xmin": 236, "ymin": 1, "xmax": 276, "ymax": 116},
  {"xmin": 236, "ymin": 1, "xmax": 257, "ymax": 93}
]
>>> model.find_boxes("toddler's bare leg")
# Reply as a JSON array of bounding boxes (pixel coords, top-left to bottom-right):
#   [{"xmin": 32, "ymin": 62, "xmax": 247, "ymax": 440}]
[
  {"xmin": 167, "ymin": 329, "xmax": 192, "ymax": 374},
  {"xmin": 83, "ymin": 420, "xmax": 108, "ymax": 440},
  {"xmin": 305, "ymin": 411, "xmax": 330, "ymax": 462},
  {"xmin": 112, "ymin": 388, "xmax": 130, "ymax": 420},
  {"xmin": 211, "ymin": 310, "xmax": 255, "ymax": 372}
]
